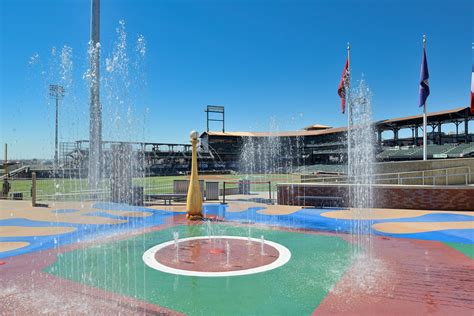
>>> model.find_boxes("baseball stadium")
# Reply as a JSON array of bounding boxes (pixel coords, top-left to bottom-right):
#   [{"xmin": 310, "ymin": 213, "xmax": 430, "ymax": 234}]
[{"xmin": 1, "ymin": 1, "xmax": 473, "ymax": 315}]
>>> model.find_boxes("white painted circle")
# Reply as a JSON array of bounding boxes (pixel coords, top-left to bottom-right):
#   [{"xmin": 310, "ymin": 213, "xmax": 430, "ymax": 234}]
[{"xmin": 143, "ymin": 236, "xmax": 291, "ymax": 277}]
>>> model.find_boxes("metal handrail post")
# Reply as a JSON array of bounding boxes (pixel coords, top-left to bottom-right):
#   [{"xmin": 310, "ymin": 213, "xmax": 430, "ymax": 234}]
[
  {"xmin": 268, "ymin": 181, "xmax": 272, "ymax": 202},
  {"xmin": 31, "ymin": 172, "xmax": 37, "ymax": 207},
  {"xmin": 222, "ymin": 181, "xmax": 227, "ymax": 204}
]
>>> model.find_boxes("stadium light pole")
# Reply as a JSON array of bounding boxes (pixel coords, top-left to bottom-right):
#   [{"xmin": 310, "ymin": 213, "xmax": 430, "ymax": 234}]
[{"xmin": 49, "ymin": 84, "xmax": 65, "ymax": 169}]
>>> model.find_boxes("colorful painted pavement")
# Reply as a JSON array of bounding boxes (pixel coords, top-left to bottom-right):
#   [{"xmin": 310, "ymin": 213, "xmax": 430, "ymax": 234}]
[
  {"xmin": 0, "ymin": 200, "xmax": 473, "ymax": 315},
  {"xmin": 0, "ymin": 201, "xmax": 175, "ymax": 258}
]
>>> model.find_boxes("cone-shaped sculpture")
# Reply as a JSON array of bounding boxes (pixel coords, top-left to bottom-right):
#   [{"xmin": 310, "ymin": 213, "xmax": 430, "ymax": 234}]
[{"xmin": 186, "ymin": 131, "xmax": 203, "ymax": 220}]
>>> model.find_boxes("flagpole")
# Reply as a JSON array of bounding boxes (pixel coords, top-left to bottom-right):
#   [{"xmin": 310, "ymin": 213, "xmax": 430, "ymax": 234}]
[
  {"xmin": 422, "ymin": 35, "xmax": 427, "ymax": 161},
  {"xmin": 347, "ymin": 42, "xmax": 351, "ymax": 175}
]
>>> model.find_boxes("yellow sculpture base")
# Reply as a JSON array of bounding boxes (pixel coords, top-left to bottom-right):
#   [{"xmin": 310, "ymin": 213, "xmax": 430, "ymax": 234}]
[{"xmin": 186, "ymin": 213, "xmax": 204, "ymax": 221}]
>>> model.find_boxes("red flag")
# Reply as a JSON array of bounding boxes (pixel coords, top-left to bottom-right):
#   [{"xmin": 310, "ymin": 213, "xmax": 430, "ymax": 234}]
[{"xmin": 338, "ymin": 57, "xmax": 350, "ymax": 114}]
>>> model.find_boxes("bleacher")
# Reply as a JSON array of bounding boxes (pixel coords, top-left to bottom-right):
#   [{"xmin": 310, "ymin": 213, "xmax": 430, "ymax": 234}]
[
  {"xmin": 445, "ymin": 143, "xmax": 474, "ymax": 157},
  {"xmin": 378, "ymin": 143, "xmax": 474, "ymax": 160},
  {"xmin": 305, "ymin": 141, "xmax": 344, "ymax": 148},
  {"xmin": 311, "ymin": 148, "xmax": 345, "ymax": 155},
  {"xmin": 295, "ymin": 164, "xmax": 346, "ymax": 174}
]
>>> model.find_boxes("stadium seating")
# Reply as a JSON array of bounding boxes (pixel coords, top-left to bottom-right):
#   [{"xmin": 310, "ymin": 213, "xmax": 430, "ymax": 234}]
[
  {"xmin": 295, "ymin": 164, "xmax": 346, "ymax": 174},
  {"xmin": 446, "ymin": 143, "xmax": 474, "ymax": 157},
  {"xmin": 377, "ymin": 143, "xmax": 474, "ymax": 160}
]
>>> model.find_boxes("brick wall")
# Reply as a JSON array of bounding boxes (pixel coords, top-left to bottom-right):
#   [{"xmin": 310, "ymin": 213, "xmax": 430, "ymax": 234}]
[{"xmin": 277, "ymin": 183, "xmax": 474, "ymax": 211}]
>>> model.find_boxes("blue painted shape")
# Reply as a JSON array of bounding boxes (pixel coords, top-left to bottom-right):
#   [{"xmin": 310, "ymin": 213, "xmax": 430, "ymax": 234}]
[
  {"xmin": 376, "ymin": 229, "xmax": 474, "ymax": 244},
  {"xmin": 0, "ymin": 218, "xmax": 78, "ymax": 228},
  {"xmin": 211, "ymin": 205, "xmax": 474, "ymax": 244},
  {"xmin": 379, "ymin": 213, "xmax": 474, "ymax": 223},
  {"xmin": 0, "ymin": 203, "xmax": 175, "ymax": 259},
  {"xmin": 84, "ymin": 211, "xmax": 138, "ymax": 220},
  {"xmin": 92, "ymin": 202, "xmax": 173, "ymax": 215}
]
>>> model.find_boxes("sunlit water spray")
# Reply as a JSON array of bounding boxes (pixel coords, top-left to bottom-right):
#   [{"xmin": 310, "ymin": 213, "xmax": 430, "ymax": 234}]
[
  {"xmin": 225, "ymin": 241, "xmax": 230, "ymax": 266},
  {"xmin": 348, "ymin": 79, "xmax": 375, "ymax": 249},
  {"xmin": 26, "ymin": 19, "xmax": 149, "ymax": 308},
  {"xmin": 346, "ymin": 78, "xmax": 380, "ymax": 292}
]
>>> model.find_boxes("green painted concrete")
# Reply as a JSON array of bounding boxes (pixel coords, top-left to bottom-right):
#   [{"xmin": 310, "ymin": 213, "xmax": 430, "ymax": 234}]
[
  {"xmin": 445, "ymin": 242, "xmax": 474, "ymax": 259},
  {"xmin": 45, "ymin": 224, "xmax": 351, "ymax": 315}
]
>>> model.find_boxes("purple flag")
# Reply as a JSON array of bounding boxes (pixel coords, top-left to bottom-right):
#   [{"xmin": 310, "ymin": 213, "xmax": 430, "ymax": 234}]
[{"xmin": 419, "ymin": 47, "xmax": 430, "ymax": 107}]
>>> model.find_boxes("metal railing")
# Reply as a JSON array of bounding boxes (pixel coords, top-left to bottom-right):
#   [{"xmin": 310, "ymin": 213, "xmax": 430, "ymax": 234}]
[
  {"xmin": 0, "ymin": 166, "xmax": 30, "ymax": 180},
  {"xmin": 221, "ymin": 180, "xmax": 272, "ymax": 204},
  {"xmin": 302, "ymin": 166, "xmax": 472, "ymax": 186}
]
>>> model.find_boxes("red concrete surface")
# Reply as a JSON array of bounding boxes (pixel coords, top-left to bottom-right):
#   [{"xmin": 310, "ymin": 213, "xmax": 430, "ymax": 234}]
[
  {"xmin": 155, "ymin": 238, "xmax": 279, "ymax": 272},
  {"xmin": 314, "ymin": 237, "xmax": 474, "ymax": 316},
  {"xmin": 0, "ymin": 221, "xmax": 184, "ymax": 315}
]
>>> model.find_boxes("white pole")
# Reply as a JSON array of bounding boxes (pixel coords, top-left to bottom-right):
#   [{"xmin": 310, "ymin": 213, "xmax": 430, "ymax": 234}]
[
  {"xmin": 89, "ymin": 0, "xmax": 101, "ymax": 191},
  {"xmin": 347, "ymin": 42, "xmax": 351, "ymax": 175},
  {"xmin": 422, "ymin": 35, "xmax": 427, "ymax": 161},
  {"xmin": 423, "ymin": 104, "xmax": 427, "ymax": 160}
]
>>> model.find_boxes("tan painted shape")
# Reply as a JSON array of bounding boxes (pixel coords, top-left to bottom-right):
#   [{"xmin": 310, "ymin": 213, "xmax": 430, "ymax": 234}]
[
  {"xmin": 103, "ymin": 210, "xmax": 153, "ymax": 217},
  {"xmin": 226, "ymin": 201, "xmax": 263, "ymax": 213},
  {"xmin": 147, "ymin": 204, "xmax": 187, "ymax": 213},
  {"xmin": 0, "ymin": 226, "xmax": 76, "ymax": 237},
  {"xmin": 321, "ymin": 209, "xmax": 474, "ymax": 220},
  {"xmin": 373, "ymin": 221, "xmax": 474, "ymax": 234},
  {"xmin": 257, "ymin": 205, "xmax": 303, "ymax": 215},
  {"xmin": 0, "ymin": 241, "xmax": 30, "ymax": 252},
  {"xmin": 0, "ymin": 201, "xmax": 129, "ymax": 225}
]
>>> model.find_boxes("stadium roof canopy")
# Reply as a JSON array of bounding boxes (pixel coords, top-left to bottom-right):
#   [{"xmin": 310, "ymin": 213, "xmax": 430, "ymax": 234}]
[
  {"xmin": 201, "ymin": 107, "xmax": 472, "ymax": 138},
  {"xmin": 303, "ymin": 124, "xmax": 332, "ymax": 131},
  {"xmin": 201, "ymin": 126, "xmax": 347, "ymax": 138},
  {"xmin": 376, "ymin": 107, "xmax": 472, "ymax": 130}
]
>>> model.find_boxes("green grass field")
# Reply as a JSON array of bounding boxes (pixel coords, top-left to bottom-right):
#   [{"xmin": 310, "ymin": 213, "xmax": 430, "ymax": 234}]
[{"xmin": 8, "ymin": 173, "xmax": 300, "ymax": 201}]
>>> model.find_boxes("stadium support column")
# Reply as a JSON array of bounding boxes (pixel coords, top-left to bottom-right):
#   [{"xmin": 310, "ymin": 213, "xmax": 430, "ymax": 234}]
[
  {"xmin": 394, "ymin": 128, "xmax": 399, "ymax": 146},
  {"xmin": 455, "ymin": 121, "xmax": 460, "ymax": 142},
  {"xmin": 437, "ymin": 122, "xmax": 442, "ymax": 145},
  {"xmin": 466, "ymin": 112, "xmax": 470, "ymax": 143},
  {"xmin": 415, "ymin": 126, "xmax": 419, "ymax": 145},
  {"xmin": 3, "ymin": 144, "xmax": 7, "ymax": 177},
  {"xmin": 89, "ymin": 0, "xmax": 101, "ymax": 191}
]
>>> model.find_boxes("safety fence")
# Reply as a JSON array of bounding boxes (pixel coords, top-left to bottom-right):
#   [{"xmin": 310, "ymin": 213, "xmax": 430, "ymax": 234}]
[
  {"xmin": 1, "ymin": 175, "xmax": 281, "ymax": 205},
  {"xmin": 301, "ymin": 166, "xmax": 473, "ymax": 186},
  {"xmin": 221, "ymin": 180, "xmax": 273, "ymax": 204}
]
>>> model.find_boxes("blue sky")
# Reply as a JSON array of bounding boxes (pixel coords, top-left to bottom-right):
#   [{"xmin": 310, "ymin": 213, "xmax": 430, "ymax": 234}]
[{"xmin": 1, "ymin": 0, "xmax": 472, "ymax": 159}]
